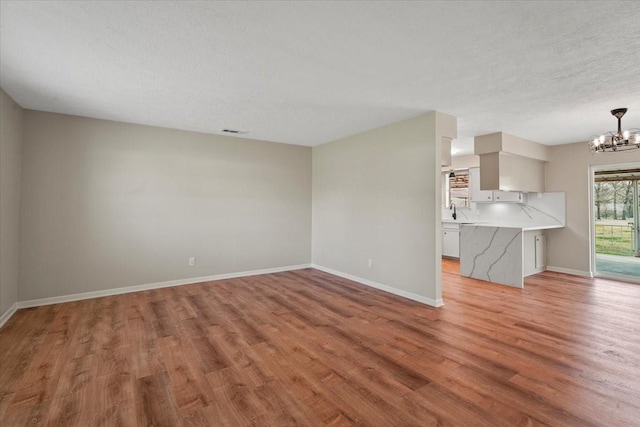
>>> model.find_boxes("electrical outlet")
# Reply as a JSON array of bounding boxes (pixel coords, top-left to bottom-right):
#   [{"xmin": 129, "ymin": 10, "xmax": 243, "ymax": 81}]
[
  {"xmin": 188, "ymin": 257, "xmax": 196, "ymax": 266},
  {"xmin": 367, "ymin": 259, "xmax": 373, "ymax": 268}
]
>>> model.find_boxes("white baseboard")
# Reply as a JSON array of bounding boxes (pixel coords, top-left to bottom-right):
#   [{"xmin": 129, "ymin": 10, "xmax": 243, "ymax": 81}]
[
  {"xmin": 16, "ymin": 264, "xmax": 312, "ymax": 309},
  {"xmin": 311, "ymin": 264, "xmax": 444, "ymax": 308},
  {"xmin": 0, "ymin": 302, "xmax": 18, "ymax": 328},
  {"xmin": 547, "ymin": 266, "xmax": 640, "ymax": 284},
  {"xmin": 546, "ymin": 266, "xmax": 592, "ymax": 277},
  {"xmin": 592, "ymin": 272, "xmax": 640, "ymax": 284},
  {"xmin": 8, "ymin": 262, "xmax": 444, "ymax": 316}
]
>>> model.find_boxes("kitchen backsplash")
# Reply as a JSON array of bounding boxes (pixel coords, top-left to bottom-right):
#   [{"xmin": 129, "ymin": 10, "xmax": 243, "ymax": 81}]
[{"xmin": 444, "ymin": 192, "xmax": 566, "ymax": 227}]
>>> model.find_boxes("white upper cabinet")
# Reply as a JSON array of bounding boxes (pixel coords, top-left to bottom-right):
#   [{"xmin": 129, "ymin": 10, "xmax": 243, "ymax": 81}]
[
  {"xmin": 469, "ymin": 167, "xmax": 523, "ymax": 203},
  {"xmin": 493, "ymin": 191, "xmax": 523, "ymax": 203}
]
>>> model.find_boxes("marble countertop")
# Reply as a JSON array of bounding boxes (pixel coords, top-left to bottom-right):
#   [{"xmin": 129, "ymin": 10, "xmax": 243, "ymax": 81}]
[
  {"xmin": 442, "ymin": 219, "xmax": 485, "ymax": 224},
  {"xmin": 521, "ymin": 224, "xmax": 564, "ymax": 231},
  {"xmin": 459, "ymin": 223, "xmax": 564, "ymax": 231}
]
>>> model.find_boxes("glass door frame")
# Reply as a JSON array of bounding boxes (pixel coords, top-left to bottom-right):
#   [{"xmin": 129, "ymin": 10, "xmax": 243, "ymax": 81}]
[{"xmin": 589, "ymin": 161, "xmax": 640, "ymax": 283}]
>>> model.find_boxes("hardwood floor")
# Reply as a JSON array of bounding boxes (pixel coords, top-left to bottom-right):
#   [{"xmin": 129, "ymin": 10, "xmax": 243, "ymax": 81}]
[{"xmin": 1, "ymin": 260, "xmax": 639, "ymax": 426}]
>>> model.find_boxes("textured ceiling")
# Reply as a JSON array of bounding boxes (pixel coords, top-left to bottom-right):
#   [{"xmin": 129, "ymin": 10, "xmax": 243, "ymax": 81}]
[{"xmin": 1, "ymin": 1, "xmax": 639, "ymax": 155}]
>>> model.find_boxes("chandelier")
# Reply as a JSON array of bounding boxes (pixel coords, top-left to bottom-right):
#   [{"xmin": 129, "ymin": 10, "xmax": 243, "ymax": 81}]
[{"xmin": 589, "ymin": 108, "xmax": 640, "ymax": 153}]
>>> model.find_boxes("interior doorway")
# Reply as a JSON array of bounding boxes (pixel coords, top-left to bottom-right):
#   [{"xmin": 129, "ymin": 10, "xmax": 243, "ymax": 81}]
[{"xmin": 591, "ymin": 163, "xmax": 640, "ymax": 281}]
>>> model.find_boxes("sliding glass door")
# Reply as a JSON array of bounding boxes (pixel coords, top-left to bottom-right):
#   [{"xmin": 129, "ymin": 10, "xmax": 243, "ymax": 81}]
[{"xmin": 592, "ymin": 165, "xmax": 640, "ymax": 281}]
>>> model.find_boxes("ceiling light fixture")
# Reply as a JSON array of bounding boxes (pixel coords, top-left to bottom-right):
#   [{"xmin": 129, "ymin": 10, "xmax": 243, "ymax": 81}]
[
  {"xmin": 589, "ymin": 108, "xmax": 640, "ymax": 153},
  {"xmin": 448, "ymin": 170, "xmax": 456, "ymax": 178}
]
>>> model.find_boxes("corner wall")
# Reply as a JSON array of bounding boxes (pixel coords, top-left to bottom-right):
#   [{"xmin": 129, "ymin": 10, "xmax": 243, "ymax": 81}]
[
  {"xmin": 19, "ymin": 111, "xmax": 312, "ymax": 301},
  {"xmin": 545, "ymin": 141, "xmax": 640, "ymax": 275},
  {"xmin": 312, "ymin": 112, "xmax": 445, "ymax": 306},
  {"xmin": 0, "ymin": 89, "xmax": 23, "ymax": 322}
]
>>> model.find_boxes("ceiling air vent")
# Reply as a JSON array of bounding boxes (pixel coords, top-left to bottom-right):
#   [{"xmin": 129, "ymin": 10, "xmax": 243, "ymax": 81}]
[{"xmin": 222, "ymin": 129, "xmax": 248, "ymax": 134}]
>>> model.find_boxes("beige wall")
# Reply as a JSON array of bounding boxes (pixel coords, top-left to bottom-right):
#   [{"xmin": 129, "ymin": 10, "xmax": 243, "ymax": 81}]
[
  {"xmin": 545, "ymin": 141, "xmax": 640, "ymax": 274},
  {"xmin": 479, "ymin": 152, "xmax": 545, "ymax": 192},
  {"xmin": 497, "ymin": 153, "xmax": 545, "ymax": 192},
  {"xmin": 451, "ymin": 154, "xmax": 479, "ymax": 170},
  {"xmin": 0, "ymin": 89, "xmax": 24, "ymax": 317},
  {"xmin": 312, "ymin": 112, "xmax": 445, "ymax": 306},
  {"xmin": 13, "ymin": 102, "xmax": 627, "ymax": 307},
  {"xmin": 475, "ymin": 132, "xmax": 550, "ymax": 161},
  {"xmin": 501, "ymin": 132, "xmax": 550, "ymax": 161},
  {"xmin": 19, "ymin": 111, "xmax": 312, "ymax": 301}
]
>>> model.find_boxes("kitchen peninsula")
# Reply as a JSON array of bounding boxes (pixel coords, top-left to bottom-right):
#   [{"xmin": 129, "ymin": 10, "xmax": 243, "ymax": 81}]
[
  {"xmin": 451, "ymin": 192, "xmax": 566, "ymax": 288},
  {"xmin": 459, "ymin": 224, "xmax": 561, "ymax": 288}
]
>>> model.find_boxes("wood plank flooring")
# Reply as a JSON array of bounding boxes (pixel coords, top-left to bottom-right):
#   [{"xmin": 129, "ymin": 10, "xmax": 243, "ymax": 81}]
[{"xmin": 1, "ymin": 260, "xmax": 639, "ymax": 426}]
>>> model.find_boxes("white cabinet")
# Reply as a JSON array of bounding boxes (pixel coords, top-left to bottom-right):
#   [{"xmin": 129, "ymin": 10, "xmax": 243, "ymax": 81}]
[
  {"xmin": 469, "ymin": 168, "xmax": 494, "ymax": 202},
  {"xmin": 494, "ymin": 191, "xmax": 524, "ymax": 203},
  {"xmin": 523, "ymin": 230, "xmax": 546, "ymax": 276},
  {"xmin": 443, "ymin": 230, "xmax": 459, "ymax": 258},
  {"xmin": 442, "ymin": 223, "xmax": 460, "ymax": 258},
  {"xmin": 535, "ymin": 234, "xmax": 546, "ymax": 269},
  {"xmin": 469, "ymin": 168, "xmax": 524, "ymax": 203}
]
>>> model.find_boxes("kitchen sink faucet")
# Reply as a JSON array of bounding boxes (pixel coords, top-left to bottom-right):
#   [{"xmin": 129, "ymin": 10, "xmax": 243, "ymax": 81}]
[{"xmin": 449, "ymin": 202, "xmax": 457, "ymax": 220}]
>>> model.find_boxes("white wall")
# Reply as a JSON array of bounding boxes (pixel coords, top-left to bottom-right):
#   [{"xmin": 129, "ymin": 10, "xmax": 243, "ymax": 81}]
[
  {"xmin": 312, "ymin": 112, "xmax": 449, "ymax": 306},
  {"xmin": 545, "ymin": 141, "xmax": 640, "ymax": 275},
  {"xmin": 19, "ymin": 111, "xmax": 312, "ymax": 301},
  {"xmin": 0, "ymin": 89, "xmax": 23, "ymax": 319},
  {"xmin": 8, "ymin": 100, "xmax": 627, "ymax": 310},
  {"xmin": 451, "ymin": 154, "xmax": 479, "ymax": 170}
]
